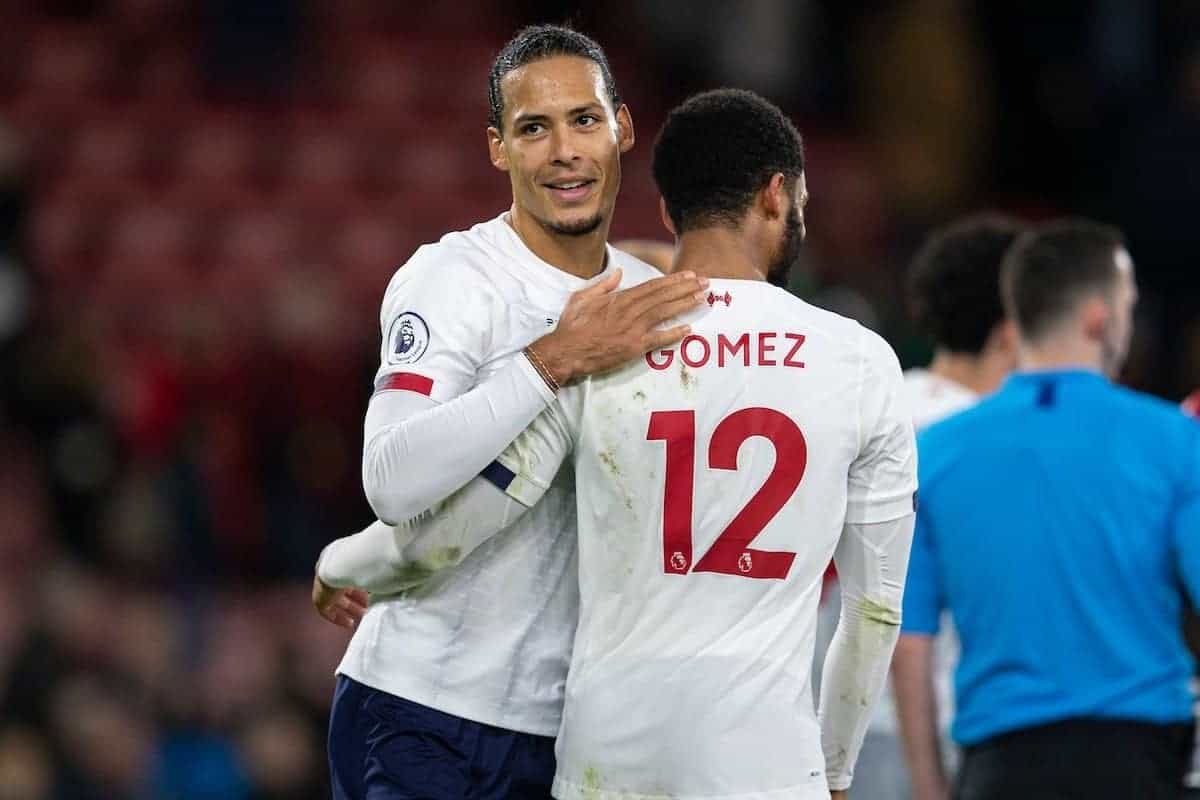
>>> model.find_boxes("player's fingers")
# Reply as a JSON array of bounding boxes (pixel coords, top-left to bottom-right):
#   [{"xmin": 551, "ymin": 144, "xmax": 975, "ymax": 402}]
[
  {"xmin": 616, "ymin": 271, "xmax": 699, "ymax": 308},
  {"xmin": 329, "ymin": 610, "xmax": 357, "ymax": 629},
  {"xmin": 575, "ymin": 268, "xmax": 622, "ymax": 299},
  {"xmin": 642, "ymin": 324, "xmax": 691, "ymax": 352},
  {"xmin": 346, "ymin": 588, "xmax": 370, "ymax": 607},
  {"xmin": 338, "ymin": 595, "xmax": 368, "ymax": 616},
  {"xmin": 635, "ymin": 295, "xmax": 704, "ymax": 330},
  {"xmin": 621, "ymin": 273, "xmax": 707, "ymax": 320}
]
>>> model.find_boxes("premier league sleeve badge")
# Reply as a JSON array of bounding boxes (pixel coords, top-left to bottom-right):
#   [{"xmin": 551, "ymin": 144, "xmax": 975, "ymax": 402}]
[{"xmin": 386, "ymin": 312, "xmax": 431, "ymax": 364}]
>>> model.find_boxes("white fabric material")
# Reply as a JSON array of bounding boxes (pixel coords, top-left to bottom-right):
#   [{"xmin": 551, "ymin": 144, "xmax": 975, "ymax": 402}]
[
  {"xmin": 362, "ymin": 354, "xmax": 553, "ymax": 524},
  {"xmin": 859, "ymin": 368, "xmax": 976, "ymax": 738},
  {"xmin": 493, "ymin": 280, "xmax": 916, "ymax": 799},
  {"xmin": 900, "ymin": 368, "xmax": 978, "ymax": 432},
  {"xmin": 818, "ymin": 515, "xmax": 915, "ymax": 790},
  {"xmin": 337, "ymin": 213, "xmax": 660, "ymax": 736},
  {"xmin": 317, "ymin": 479, "xmax": 528, "ymax": 595}
]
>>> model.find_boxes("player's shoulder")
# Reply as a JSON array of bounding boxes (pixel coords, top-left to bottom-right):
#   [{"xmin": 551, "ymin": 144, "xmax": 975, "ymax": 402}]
[
  {"xmin": 776, "ymin": 289, "xmax": 885, "ymax": 347},
  {"xmin": 380, "ymin": 217, "xmax": 508, "ymax": 307},
  {"xmin": 715, "ymin": 282, "xmax": 866, "ymax": 336},
  {"xmin": 903, "ymin": 368, "xmax": 978, "ymax": 430},
  {"xmin": 608, "ymin": 246, "xmax": 666, "ymax": 287}
]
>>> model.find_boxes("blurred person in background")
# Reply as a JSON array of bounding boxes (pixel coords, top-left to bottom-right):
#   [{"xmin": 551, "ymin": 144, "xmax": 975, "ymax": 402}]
[
  {"xmin": 899, "ymin": 220, "xmax": 1198, "ymax": 800},
  {"xmin": 879, "ymin": 214, "xmax": 1026, "ymax": 800},
  {"xmin": 313, "ymin": 24, "xmax": 704, "ymax": 800}
]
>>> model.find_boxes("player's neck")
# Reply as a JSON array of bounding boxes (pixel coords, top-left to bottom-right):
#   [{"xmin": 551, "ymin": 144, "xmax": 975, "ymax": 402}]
[
  {"xmin": 506, "ymin": 206, "xmax": 610, "ymax": 279},
  {"xmin": 671, "ymin": 229, "xmax": 766, "ymax": 282},
  {"xmin": 1017, "ymin": 336, "xmax": 1104, "ymax": 376},
  {"xmin": 928, "ymin": 350, "xmax": 1006, "ymax": 395}
]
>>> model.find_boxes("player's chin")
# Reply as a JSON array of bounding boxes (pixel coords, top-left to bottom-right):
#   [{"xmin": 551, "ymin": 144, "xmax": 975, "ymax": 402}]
[{"xmin": 545, "ymin": 211, "xmax": 605, "ymax": 237}]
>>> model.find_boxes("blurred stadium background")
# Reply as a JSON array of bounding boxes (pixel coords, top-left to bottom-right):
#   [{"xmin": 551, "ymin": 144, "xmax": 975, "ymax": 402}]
[{"xmin": 0, "ymin": 1, "xmax": 1199, "ymax": 797}]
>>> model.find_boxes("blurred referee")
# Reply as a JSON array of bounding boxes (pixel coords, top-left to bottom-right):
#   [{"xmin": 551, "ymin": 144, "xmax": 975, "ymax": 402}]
[{"xmin": 899, "ymin": 219, "xmax": 1200, "ymax": 800}]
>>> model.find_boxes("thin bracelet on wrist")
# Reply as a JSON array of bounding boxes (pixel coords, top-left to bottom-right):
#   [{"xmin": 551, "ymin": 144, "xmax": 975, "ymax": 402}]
[{"xmin": 524, "ymin": 345, "xmax": 561, "ymax": 394}]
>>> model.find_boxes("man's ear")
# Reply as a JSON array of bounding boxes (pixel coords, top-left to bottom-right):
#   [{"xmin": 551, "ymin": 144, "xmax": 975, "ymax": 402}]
[
  {"xmin": 616, "ymin": 103, "xmax": 635, "ymax": 154},
  {"xmin": 758, "ymin": 172, "xmax": 787, "ymax": 220},
  {"xmin": 659, "ymin": 196, "xmax": 676, "ymax": 237},
  {"xmin": 488, "ymin": 127, "xmax": 508, "ymax": 172},
  {"xmin": 1080, "ymin": 296, "xmax": 1109, "ymax": 343},
  {"xmin": 988, "ymin": 319, "xmax": 1018, "ymax": 354}
]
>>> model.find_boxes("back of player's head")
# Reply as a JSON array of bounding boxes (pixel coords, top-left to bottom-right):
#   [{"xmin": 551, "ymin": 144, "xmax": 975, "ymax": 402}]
[
  {"xmin": 488, "ymin": 25, "xmax": 620, "ymax": 133},
  {"xmin": 907, "ymin": 214, "xmax": 1028, "ymax": 355},
  {"xmin": 1000, "ymin": 219, "xmax": 1127, "ymax": 342},
  {"xmin": 652, "ymin": 88, "xmax": 805, "ymax": 234}
]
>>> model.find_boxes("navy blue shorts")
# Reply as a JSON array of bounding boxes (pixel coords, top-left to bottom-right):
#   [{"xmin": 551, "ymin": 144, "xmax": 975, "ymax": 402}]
[{"xmin": 328, "ymin": 675, "xmax": 556, "ymax": 800}]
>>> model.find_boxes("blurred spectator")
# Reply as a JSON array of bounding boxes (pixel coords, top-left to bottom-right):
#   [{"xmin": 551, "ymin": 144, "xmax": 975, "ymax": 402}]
[{"xmin": 237, "ymin": 704, "xmax": 324, "ymax": 800}]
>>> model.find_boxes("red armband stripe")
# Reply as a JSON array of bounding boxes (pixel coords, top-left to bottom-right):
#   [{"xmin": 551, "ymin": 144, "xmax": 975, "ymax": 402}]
[{"xmin": 374, "ymin": 372, "xmax": 434, "ymax": 396}]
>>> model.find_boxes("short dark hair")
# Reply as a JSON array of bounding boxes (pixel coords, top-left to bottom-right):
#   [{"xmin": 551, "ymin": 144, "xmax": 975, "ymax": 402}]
[
  {"xmin": 652, "ymin": 88, "xmax": 805, "ymax": 233},
  {"xmin": 1000, "ymin": 219, "xmax": 1126, "ymax": 342},
  {"xmin": 906, "ymin": 214, "xmax": 1028, "ymax": 354},
  {"xmin": 488, "ymin": 25, "xmax": 620, "ymax": 133}
]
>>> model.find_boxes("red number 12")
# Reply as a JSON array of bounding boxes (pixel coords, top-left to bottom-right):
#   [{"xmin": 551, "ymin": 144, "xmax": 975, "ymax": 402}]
[{"xmin": 646, "ymin": 408, "xmax": 806, "ymax": 580}]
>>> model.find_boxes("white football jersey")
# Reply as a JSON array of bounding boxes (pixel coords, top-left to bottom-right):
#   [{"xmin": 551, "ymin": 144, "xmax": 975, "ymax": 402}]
[
  {"xmin": 504, "ymin": 280, "xmax": 916, "ymax": 798},
  {"xmin": 902, "ymin": 368, "xmax": 977, "ymax": 432},
  {"xmin": 836, "ymin": 367, "xmax": 975, "ymax": 736},
  {"xmin": 338, "ymin": 213, "xmax": 658, "ymax": 736}
]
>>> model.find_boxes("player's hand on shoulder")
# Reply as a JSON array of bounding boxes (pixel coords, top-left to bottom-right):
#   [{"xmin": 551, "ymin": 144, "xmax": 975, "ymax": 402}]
[
  {"xmin": 312, "ymin": 575, "xmax": 369, "ymax": 630},
  {"xmin": 531, "ymin": 268, "xmax": 708, "ymax": 384}
]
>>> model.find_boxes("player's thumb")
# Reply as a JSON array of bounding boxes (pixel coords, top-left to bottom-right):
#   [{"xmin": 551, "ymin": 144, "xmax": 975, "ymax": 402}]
[{"xmin": 579, "ymin": 267, "xmax": 622, "ymax": 298}]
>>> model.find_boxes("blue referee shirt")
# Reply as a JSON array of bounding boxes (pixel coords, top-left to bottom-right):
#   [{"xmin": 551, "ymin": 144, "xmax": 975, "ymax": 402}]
[{"xmin": 902, "ymin": 369, "xmax": 1200, "ymax": 746}]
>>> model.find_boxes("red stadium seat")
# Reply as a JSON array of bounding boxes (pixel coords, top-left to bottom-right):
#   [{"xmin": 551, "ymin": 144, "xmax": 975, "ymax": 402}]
[
  {"xmin": 332, "ymin": 213, "xmax": 413, "ymax": 309},
  {"xmin": 29, "ymin": 194, "xmax": 98, "ymax": 283},
  {"xmin": 173, "ymin": 118, "xmax": 260, "ymax": 198},
  {"xmin": 211, "ymin": 209, "xmax": 298, "ymax": 280},
  {"xmin": 17, "ymin": 25, "xmax": 114, "ymax": 118},
  {"xmin": 103, "ymin": 203, "xmax": 196, "ymax": 286},
  {"xmin": 62, "ymin": 119, "xmax": 148, "ymax": 196},
  {"xmin": 137, "ymin": 46, "xmax": 202, "ymax": 107},
  {"xmin": 288, "ymin": 129, "xmax": 359, "ymax": 190}
]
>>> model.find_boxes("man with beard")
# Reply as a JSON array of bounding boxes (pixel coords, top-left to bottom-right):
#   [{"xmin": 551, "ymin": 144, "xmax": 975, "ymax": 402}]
[
  {"xmin": 322, "ymin": 88, "xmax": 917, "ymax": 800},
  {"xmin": 901, "ymin": 221, "xmax": 1200, "ymax": 799}
]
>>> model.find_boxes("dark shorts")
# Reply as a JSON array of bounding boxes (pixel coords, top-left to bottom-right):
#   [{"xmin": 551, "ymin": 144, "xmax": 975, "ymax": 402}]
[
  {"xmin": 328, "ymin": 675, "xmax": 556, "ymax": 800},
  {"xmin": 954, "ymin": 717, "xmax": 1194, "ymax": 800}
]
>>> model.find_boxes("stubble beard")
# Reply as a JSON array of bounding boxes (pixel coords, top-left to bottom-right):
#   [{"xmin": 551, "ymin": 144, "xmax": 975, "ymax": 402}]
[
  {"xmin": 540, "ymin": 212, "xmax": 605, "ymax": 238},
  {"xmin": 767, "ymin": 204, "xmax": 804, "ymax": 288}
]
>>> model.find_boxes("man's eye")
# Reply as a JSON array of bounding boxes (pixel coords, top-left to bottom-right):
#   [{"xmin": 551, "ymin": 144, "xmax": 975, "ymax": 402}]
[
  {"xmin": 577, "ymin": 115, "xmax": 598, "ymax": 126},
  {"xmin": 523, "ymin": 123, "xmax": 544, "ymax": 135}
]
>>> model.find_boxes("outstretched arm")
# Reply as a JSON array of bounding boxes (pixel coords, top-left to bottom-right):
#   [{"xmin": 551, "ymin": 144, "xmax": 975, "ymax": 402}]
[{"xmin": 320, "ymin": 395, "xmax": 577, "ymax": 600}]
